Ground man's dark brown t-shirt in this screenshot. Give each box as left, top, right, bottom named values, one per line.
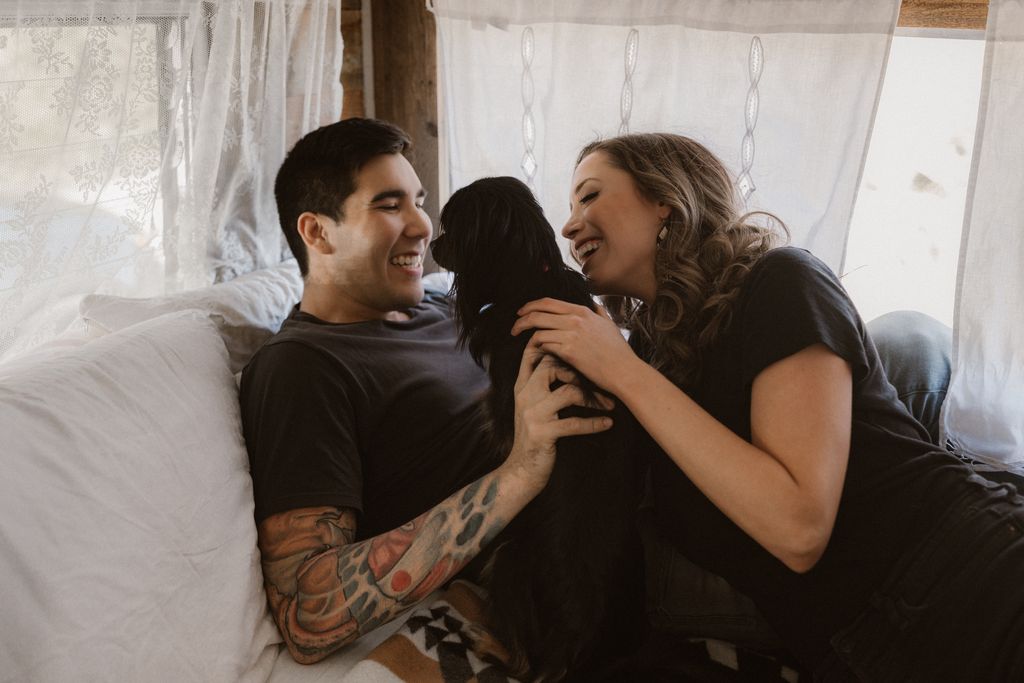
left=240, top=291, right=494, bottom=540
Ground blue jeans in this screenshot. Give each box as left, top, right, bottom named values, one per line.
left=867, top=310, right=951, bottom=445
left=644, top=310, right=955, bottom=651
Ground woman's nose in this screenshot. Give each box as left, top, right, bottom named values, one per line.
left=562, top=211, right=581, bottom=240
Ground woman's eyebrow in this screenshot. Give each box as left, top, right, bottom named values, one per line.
left=573, top=177, right=597, bottom=196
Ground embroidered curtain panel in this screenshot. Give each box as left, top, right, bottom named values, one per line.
left=0, top=0, right=341, bottom=361
left=942, top=0, right=1024, bottom=471
left=430, top=0, right=901, bottom=269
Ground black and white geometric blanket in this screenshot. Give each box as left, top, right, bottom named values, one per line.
left=342, top=580, right=803, bottom=682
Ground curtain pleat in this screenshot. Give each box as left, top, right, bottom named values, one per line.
left=942, top=0, right=1024, bottom=471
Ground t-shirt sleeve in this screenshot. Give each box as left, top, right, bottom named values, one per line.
left=738, top=249, right=870, bottom=387
left=240, top=340, right=364, bottom=524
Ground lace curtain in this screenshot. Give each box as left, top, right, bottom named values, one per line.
left=942, top=0, right=1024, bottom=471
left=430, top=0, right=900, bottom=270
left=0, top=0, right=342, bottom=361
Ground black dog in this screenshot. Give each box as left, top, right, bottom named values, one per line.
left=432, top=176, right=648, bottom=681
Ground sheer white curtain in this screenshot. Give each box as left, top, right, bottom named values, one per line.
left=942, top=0, right=1024, bottom=472
left=431, top=0, right=899, bottom=268
left=0, top=0, right=341, bottom=361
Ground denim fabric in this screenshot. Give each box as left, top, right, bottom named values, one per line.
left=866, top=310, right=952, bottom=446
left=644, top=310, right=954, bottom=652
left=816, top=475, right=1024, bottom=682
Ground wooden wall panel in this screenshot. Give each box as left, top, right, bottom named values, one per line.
left=371, top=0, right=440, bottom=269
left=340, top=0, right=365, bottom=119
left=898, top=0, right=989, bottom=30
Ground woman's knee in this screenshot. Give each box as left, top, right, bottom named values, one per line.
left=866, top=310, right=952, bottom=445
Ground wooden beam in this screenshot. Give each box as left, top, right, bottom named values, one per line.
left=371, top=0, right=440, bottom=270
left=340, top=0, right=365, bottom=119
left=898, top=0, right=988, bottom=30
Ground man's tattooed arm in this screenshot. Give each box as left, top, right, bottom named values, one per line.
left=259, top=349, right=613, bottom=663
left=257, top=467, right=535, bottom=664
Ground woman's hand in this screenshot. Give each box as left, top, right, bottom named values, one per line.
left=511, top=298, right=639, bottom=395
left=501, top=340, right=614, bottom=492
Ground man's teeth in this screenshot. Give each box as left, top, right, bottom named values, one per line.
left=390, top=254, right=422, bottom=267
left=578, top=240, right=601, bottom=258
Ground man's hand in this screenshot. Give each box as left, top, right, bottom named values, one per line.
left=502, top=342, right=615, bottom=491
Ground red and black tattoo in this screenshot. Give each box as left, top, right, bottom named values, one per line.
left=258, top=474, right=504, bottom=663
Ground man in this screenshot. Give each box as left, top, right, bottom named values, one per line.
left=240, top=118, right=608, bottom=663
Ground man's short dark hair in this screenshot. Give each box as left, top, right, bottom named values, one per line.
left=274, top=118, right=412, bottom=276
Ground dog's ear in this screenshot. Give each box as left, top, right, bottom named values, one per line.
left=435, top=185, right=494, bottom=349
left=434, top=189, right=490, bottom=274
left=439, top=177, right=562, bottom=280
left=478, top=178, right=563, bottom=281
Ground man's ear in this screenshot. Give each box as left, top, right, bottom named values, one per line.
left=297, top=212, right=334, bottom=256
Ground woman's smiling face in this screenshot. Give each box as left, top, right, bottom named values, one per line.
left=562, top=151, right=669, bottom=303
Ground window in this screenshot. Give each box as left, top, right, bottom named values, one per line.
left=843, top=33, right=985, bottom=327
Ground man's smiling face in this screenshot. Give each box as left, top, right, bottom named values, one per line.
left=312, top=153, right=432, bottom=321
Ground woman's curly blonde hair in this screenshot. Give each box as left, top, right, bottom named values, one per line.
left=576, top=133, right=788, bottom=387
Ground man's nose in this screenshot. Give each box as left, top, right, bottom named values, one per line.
left=408, top=210, right=432, bottom=240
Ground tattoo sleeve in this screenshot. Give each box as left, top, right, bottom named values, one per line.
left=257, top=471, right=507, bottom=664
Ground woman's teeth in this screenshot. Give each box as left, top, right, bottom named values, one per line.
left=578, top=240, right=601, bottom=258
left=390, top=254, right=422, bottom=267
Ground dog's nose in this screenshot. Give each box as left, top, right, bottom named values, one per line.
left=430, top=236, right=449, bottom=269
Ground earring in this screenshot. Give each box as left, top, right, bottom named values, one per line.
left=657, top=221, right=669, bottom=245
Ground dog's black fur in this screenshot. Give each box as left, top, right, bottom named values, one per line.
left=432, top=176, right=648, bottom=681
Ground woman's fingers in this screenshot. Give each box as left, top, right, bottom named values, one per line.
left=513, top=298, right=633, bottom=395
left=512, top=311, right=578, bottom=337
left=512, top=299, right=593, bottom=335
left=527, top=330, right=566, bottom=355
left=517, top=297, right=582, bottom=316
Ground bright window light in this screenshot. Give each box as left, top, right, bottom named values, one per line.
left=843, top=34, right=985, bottom=327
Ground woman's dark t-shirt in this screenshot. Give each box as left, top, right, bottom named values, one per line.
left=636, top=247, right=973, bottom=670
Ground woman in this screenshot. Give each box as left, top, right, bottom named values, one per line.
left=511, top=133, right=1024, bottom=681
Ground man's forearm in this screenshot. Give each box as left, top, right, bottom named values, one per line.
left=259, top=465, right=537, bottom=663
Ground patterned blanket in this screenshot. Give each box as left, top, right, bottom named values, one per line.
left=342, top=581, right=517, bottom=682
left=342, top=580, right=803, bottom=682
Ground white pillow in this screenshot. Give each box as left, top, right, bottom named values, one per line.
left=0, top=311, right=280, bottom=681
left=423, top=270, right=454, bottom=293
left=79, top=261, right=303, bottom=373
